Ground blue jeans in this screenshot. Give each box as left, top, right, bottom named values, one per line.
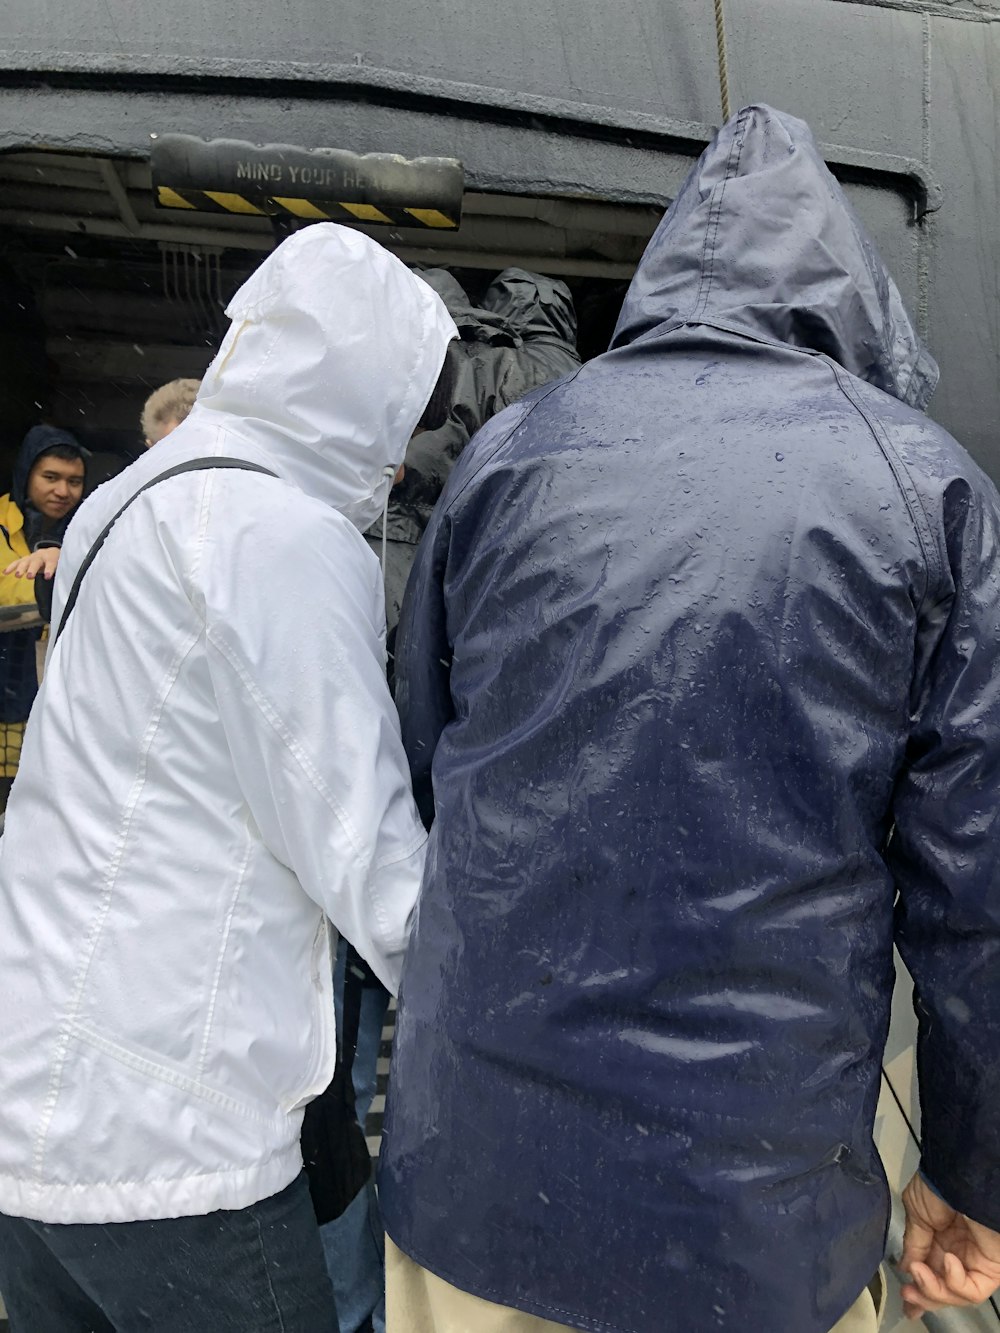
left=0, top=1172, right=337, bottom=1332
left=321, top=1178, right=385, bottom=1333
left=322, top=940, right=391, bottom=1333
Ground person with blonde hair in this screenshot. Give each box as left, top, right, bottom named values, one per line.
left=140, top=376, right=201, bottom=446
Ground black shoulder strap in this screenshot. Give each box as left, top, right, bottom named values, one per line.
left=54, top=456, right=277, bottom=645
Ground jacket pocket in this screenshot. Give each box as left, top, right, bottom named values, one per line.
left=281, top=919, right=337, bottom=1113
left=70, top=1021, right=275, bottom=1125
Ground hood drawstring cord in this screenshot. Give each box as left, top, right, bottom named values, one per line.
left=380, top=465, right=395, bottom=575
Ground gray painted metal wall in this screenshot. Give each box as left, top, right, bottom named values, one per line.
left=0, top=0, right=998, bottom=477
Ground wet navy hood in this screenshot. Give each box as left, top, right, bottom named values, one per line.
left=613, top=104, right=939, bottom=410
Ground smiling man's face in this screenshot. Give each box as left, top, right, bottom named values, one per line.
left=26, top=452, right=85, bottom=521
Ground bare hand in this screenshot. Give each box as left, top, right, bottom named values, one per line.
left=3, top=548, right=61, bottom=581
left=898, top=1172, right=1000, bottom=1319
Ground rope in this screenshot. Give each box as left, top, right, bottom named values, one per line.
left=713, top=0, right=732, bottom=123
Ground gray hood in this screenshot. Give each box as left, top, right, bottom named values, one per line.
left=612, top=104, right=938, bottom=410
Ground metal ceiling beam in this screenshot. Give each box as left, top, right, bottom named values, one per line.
left=0, top=209, right=637, bottom=278
left=97, top=159, right=142, bottom=235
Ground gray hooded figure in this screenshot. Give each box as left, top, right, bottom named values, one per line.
left=366, top=267, right=580, bottom=637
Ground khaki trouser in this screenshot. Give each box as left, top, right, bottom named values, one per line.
left=386, top=1237, right=885, bottom=1333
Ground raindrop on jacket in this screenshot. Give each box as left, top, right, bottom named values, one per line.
left=379, top=106, right=1000, bottom=1333
left=0, top=223, right=457, bottom=1224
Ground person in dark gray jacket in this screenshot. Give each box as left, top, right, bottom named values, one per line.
left=380, top=106, right=1000, bottom=1332
left=366, top=267, right=580, bottom=638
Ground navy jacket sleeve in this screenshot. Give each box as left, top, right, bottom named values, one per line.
left=891, top=473, right=1000, bottom=1230
left=395, top=504, right=454, bottom=828
left=396, top=398, right=538, bottom=828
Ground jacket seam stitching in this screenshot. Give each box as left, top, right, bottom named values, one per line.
left=70, top=1022, right=273, bottom=1125
left=206, top=629, right=407, bottom=954
left=197, top=829, right=255, bottom=1079
left=388, top=281, right=436, bottom=446
left=625, top=314, right=939, bottom=608
left=0, top=1144, right=296, bottom=1192
left=825, top=361, right=940, bottom=607
left=188, top=466, right=215, bottom=604
left=442, top=368, right=587, bottom=513
left=694, top=183, right=723, bottom=318
left=305, top=921, right=328, bottom=1106
left=31, top=625, right=204, bottom=1181
left=238, top=318, right=283, bottom=404
left=205, top=625, right=369, bottom=862
left=694, top=107, right=747, bottom=320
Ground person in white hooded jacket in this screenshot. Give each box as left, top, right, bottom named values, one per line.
left=0, top=223, right=457, bottom=1332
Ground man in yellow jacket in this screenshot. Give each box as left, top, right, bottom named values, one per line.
left=0, top=426, right=85, bottom=794
left=4, top=381, right=197, bottom=592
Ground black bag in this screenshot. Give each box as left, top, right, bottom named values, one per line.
left=300, top=947, right=374, bottom=1224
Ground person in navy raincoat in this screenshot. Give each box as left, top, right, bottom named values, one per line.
left=378, top=106, right=1000, bottom=1333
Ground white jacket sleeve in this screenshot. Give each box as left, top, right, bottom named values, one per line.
left=202, top=491, right=426, bottom=994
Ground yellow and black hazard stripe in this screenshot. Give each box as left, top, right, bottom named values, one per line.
left=155, top=187, right=458, bottom=229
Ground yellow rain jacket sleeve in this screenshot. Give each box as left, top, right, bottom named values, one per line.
left=0, top=494, right=35, bottom=609
left=0, top=493, right=37, bottom=776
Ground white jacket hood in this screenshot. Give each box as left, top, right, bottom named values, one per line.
left=197, top=223, right=458, bottom=529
